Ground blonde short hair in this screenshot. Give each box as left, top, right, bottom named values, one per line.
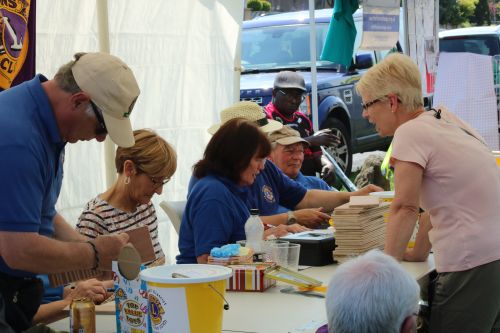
left=356, top=53, right=423, bottom=111
left=115, top=129, right=177, bottom=179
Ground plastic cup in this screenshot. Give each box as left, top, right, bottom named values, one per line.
left=270, top=243, right=301, bottom=271
left=263, top=239, right=289, bottom=262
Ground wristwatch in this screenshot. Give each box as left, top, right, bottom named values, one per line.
left=287, top=211, right=297, bottom=225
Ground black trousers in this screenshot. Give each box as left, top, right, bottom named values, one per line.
left=0, top=272, right=43, bottom=333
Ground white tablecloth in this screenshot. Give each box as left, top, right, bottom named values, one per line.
left=49, top=256, right=435, bottom=333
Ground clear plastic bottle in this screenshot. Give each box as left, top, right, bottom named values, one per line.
left=244, top=208, right=264, bottom=253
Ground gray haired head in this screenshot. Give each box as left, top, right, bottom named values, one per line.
left=325, top=250, right=420, bottom=333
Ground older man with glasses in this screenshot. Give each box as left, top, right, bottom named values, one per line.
left=268, top=126, right=337, bottom=214
left=264, top=71, right=338, bottom=186
left=0, top=52, right=140, bottom=332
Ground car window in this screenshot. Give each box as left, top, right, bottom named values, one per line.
left=440, top=35, right=500, bottom=56
left=242, top=23, right=337, bottom=71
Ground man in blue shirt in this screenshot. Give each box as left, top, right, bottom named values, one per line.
left=268, top=126, right=336, bottom=214
left=0, top=52, right=140, bottom=332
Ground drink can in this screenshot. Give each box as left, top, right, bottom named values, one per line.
left=70, top=297, right=96, bottom=333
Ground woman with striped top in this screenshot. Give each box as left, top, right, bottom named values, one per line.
left=77, top=129, right=177, bottom=265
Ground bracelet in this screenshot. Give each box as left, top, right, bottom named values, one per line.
left=86, top=241, right=99, bottom=270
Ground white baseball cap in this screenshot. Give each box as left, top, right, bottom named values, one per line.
left=72, top=52, right=140, bottom=147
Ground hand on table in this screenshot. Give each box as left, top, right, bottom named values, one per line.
left=264, top=225, right=289, bottom=239
left=294, top=208, right=331, bottom=228
left=67, top=279, right=111, bottom=305
left=286, top=224, right=310, bottom=233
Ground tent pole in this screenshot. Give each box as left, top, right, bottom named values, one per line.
left=234, top=6, right=243, bottom=103
left=308, top=0, right=319, bottom=132
left=96, top=0, right=117, bottom=188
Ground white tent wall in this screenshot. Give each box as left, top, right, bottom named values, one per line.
left=36, top=0, right=243, bottom=263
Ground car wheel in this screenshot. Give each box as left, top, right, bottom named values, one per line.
left=323, top=118, right=352, bottom=176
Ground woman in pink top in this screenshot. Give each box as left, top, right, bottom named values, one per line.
left=356, top=53, right=500, bottom=333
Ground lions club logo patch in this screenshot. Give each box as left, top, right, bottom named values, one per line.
left=148, top=293, right=165, bottom=326
left=262, top=185, right=275, bottom=203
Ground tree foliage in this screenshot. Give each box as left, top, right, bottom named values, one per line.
left=471, top=0, right=491, bottom=25
left=247, top=0, right=262, bottom=11
left=440, top=0, right=467, bottom=27
left=439, top=0, right=496, bottom=28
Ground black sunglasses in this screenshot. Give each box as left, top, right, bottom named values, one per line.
left=89, top=100, right=108, bottom=135
left=277, top=89, right=306, bottom=103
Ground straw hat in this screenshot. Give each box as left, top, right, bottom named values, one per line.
left=208, top=101, right=283, bottom=135
left=268, top=126, right=309, bottom=146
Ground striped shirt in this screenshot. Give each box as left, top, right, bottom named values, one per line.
left=76, top=197, right=164, bottom=264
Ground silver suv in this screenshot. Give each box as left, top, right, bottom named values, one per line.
left=439, top=26, right=500, bottom=56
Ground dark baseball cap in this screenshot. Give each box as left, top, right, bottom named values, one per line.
left=273, top=71, right=306, bottom=92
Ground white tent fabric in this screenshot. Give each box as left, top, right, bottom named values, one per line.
left=37, top=0, right=243, bottom=263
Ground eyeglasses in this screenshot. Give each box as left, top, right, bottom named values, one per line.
left=149, top=176, right=170, bottom=187
left=277, top=89, right=306, bottom=103
left=89, top=100, right=107, bottom=135
left=361, top=95, right=402, bottom=110
left=361, top=97, right=384, bottom=110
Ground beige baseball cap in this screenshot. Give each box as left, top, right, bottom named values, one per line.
left=72, top=52, right=140, bottom=148
left=208, top=101, right=283, bottom=135
left=268, top=126, right=309, bottom=146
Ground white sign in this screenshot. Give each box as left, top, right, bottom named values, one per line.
left=359, top=0, right=400, bottom=50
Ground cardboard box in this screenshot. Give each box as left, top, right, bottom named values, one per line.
left=112, top=262, right=151, bottom=333
left=226, top=264, right=276, bottom=292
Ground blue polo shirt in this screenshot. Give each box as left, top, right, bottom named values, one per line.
left=39, top=275, right=64, bottom=304
left=179, top=162, right=307, bottom=264
left=177, top=174, right=250, bottom=264
left=0, top=75, right=65, bottom=277
left=276, top=172, right=334, bottom=213
left=295, top=172, right=332, bottom=191
left=246, top=160, right=307, bottom=215
left=187, top=160, right=307, bottom=216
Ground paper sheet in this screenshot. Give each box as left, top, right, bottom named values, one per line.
left=433, top=52, right=499, bottom=150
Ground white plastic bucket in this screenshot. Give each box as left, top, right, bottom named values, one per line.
left=140, top=264, right=232, bottom=333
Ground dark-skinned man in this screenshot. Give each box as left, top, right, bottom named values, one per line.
left=264, top=71, right=338, bottom=186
